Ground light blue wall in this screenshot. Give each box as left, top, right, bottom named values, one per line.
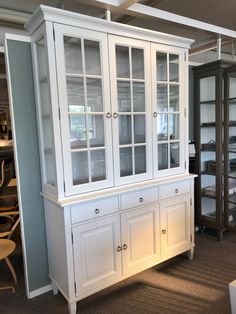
left=6, top=39, right=49, bottom=292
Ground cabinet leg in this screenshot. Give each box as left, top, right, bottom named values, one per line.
left=68, top=301, right=77, bottom=314
left=217, top=230, right=223, bottom=241
left=187, top=247, right=194, bottom=260
left=51, top=281, right=58, bottom=295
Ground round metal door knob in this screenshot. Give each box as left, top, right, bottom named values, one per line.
left=117, top=246, right=122, bottom=252
left=95, top=208, right=100, bottom=214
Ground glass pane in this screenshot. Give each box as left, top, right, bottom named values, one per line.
left=156, top=52, right=167, bottom=81
left=64, top=36, right=82, bottom=74
left=36, top=37, right=55, bottom=186
left=201, top=198, right=216, bottom=221
left=69, top=115, right=87, bottom=149
left=134, top=115, right=145, bottom=143
left=72, top=151, right=89, bottom=185
left=86, top=78, right=103, bottom=112
left=117, top=81, right=131, bottom=112
left=158, top=143, right=168, bottom=170
left=169, top=54, right=179, bottom=82
left=170, top=142, right=179, bottom=168
left=91, top=150, right=106, bottom=182
left=132, top=48, right=144, bottom=79
left=169, top=85, right=179, bottom=112
left=119, top=115, right=132, bottom=145
left=133, top=82, right=145, bottom=112
left=89, top=115, right=104, bottom=148
left=135, top=146, right=146, bottom=174
left=116, top=45, right=130, bottom=78
left=229, top=72, right=236, bottom=99
left=67, top=77, right=85, bottom=113
left=120, top=147, right=133, bottom=177
left=84, top=40, right=101, bottom=76
left=157, top=113, right=168, bottom=141
left=157, top=84, right=168, bottom=112
left=200, top=76, right=215, bottom=102
left=169, top=113, right=179, bottom=140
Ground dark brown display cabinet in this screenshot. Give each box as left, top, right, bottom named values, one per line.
left=193, top=60, right=236, bottom=241
left=224, top=65, right=236, bottom=231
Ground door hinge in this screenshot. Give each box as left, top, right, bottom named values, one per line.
left=190, top=234, right=192, bottom=242
left=58, top=108, right=61, bottom=120
left=184, top=108, right=187, bottom=117
left=184, top=52, right=187, bottom=61
left=63, top=181, right=65, bottom=192
left=185, top=161, right=186, bottom=169
left=53, top=28, right=55, bottom=41
left=71, top=232, right=74, bottom=244
left=74, top=282, right=76, bottom=293
left=190, top=197, right=192, bottom=206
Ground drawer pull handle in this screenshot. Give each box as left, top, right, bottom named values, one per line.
left=117, top=246, right=122, bottom=252
left=161, top=229, right=166, bottom=234
left=95, top=208, right=100, bottom=214
left=139, top=197, right=144, bottom=203
left=175, top=188, right=179, bottom=193
left=123, top=244, right=128, bottom=250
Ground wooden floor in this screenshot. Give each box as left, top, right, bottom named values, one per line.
left=0, top=231, right=236, bottom=313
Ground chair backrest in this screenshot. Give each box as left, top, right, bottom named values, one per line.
left=0, top=211, right=20, bottom=240
left=0, top=159, right=13, bottom=193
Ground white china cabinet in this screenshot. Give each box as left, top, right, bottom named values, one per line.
left=26, top=5, right=195, bottom=314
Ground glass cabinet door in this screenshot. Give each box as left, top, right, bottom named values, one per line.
left=109, top=36, right=152, bottom=185
left=54, top=24, right=113, bottom=195
left=152, top=44, right=185, bottom=177
left=224, top=67, right=236, bottom=229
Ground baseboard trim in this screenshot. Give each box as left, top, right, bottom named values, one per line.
left=28, top=284, right=52, bottom=299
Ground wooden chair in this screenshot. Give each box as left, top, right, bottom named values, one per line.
left=0, top=239, right=17, bottom=292
left=0, top=159, right=18, bottom=213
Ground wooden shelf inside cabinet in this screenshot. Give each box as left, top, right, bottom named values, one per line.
left=199, top=100, right=216, bottom=105
left=201, top=191, right=217, bottom=199
left=228, top=121, right=236, bottom=127
left=201, top=170, right=216, bottom=176
left=201, top=122, right=216, bottom=127
left=228, top=194, right=236, bottom=205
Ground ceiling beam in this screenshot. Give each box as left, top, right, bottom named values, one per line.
left=128, top=3, right=236, bottom=38
left=117, top=0, right=139, bottom=9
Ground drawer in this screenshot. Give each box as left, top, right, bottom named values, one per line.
left=121, top=187, right=158, bottom=211
left=159, top=180, right=190, bottom=200
left=71, top=197, right=119, bottom=224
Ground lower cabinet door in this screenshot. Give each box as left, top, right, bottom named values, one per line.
left=160, top=195, right=191, bottom=260
left=72, top=214, right=122, bottom=296
left=121, top=204, right=160, bottom=276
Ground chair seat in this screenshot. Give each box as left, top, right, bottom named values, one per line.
left=0, top=239, right=15, bottom=260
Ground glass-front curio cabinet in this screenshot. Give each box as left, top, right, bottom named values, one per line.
left=26, top=5, right=195, bottom=314
left=194, top=60, right=236, bottom=240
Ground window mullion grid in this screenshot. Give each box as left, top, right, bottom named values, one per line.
left=167, top=53, right=170, bottom=169
left=129, top=46, right=135, bottom=175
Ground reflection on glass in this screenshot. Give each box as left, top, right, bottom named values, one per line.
left=134, top=115, right=145, bottom=143
left=169, top=113, right=179, bottom=140
left=133, top=82, right=145, bottom=112
left=169, top=54, right=179, bottom=82
left=158, top=143, right=168, bottom=170
left=91, top=150, right=106, bottom=182
left=116, top=45, right=130, bottom=78
left=170, top=142, right=179, bottom=168
left=72, top=151, right=89, bottom=185
left=42, top=117, right=53, bottom=149
left=200, top=76, right=215, bottom=102
left=132, top=48, right=144, bottom=79
left=135, top=146, right=146, bottom=174
left=201, top=198, right=216, bottom=221
left=119, top=115, right=132, bottom=145
left=89, top=115, right=105, bottom=147
left=84, top=40, right=101, bottom=76
left=69, top=115, right=87, bottom=149
left=169, top=85, right=179, bottom=111
left=120, top=147, right=133, bottom=177
left=229, top=73, right=236, bottom=99
left=117, top=81, right=131, bottom=112
left=157, top=113, right=168, bottom=141
left=86, top=78, right=103, bottom=112
left=64, top=36, right=82, bottom=74
left=156, top=52, right=167, bottom=81
left=67, top=77, right=85, bottom=113
left=157, top=84, right=168, bottom=112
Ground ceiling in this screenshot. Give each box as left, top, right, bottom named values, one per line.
left=1, top=0, right=236, bottom=116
